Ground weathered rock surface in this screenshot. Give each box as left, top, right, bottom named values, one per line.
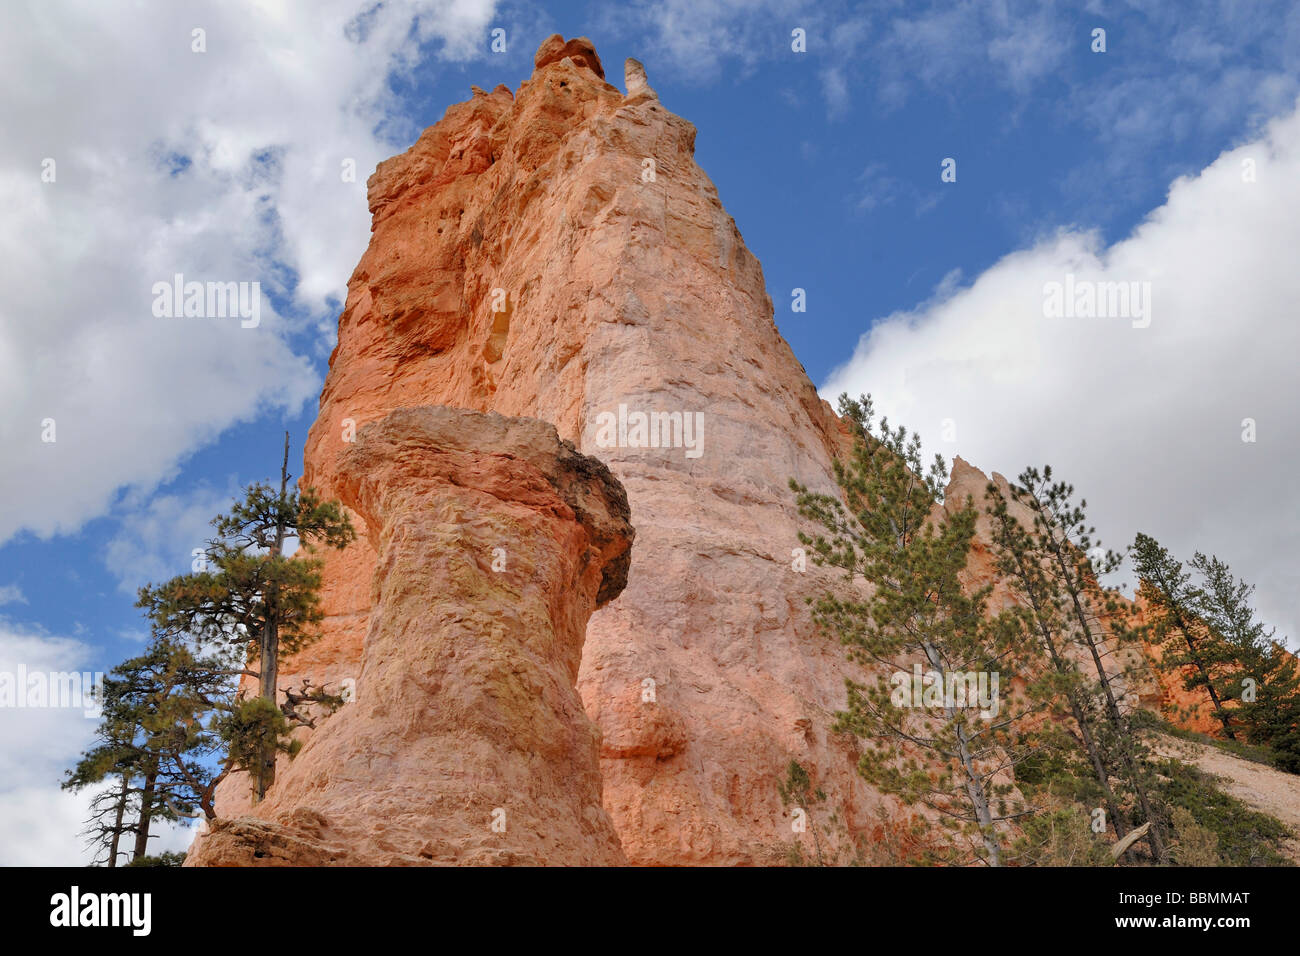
left=204, top=34, right=1188, bottom=866
left=193, top=33, right=887, bottom=865
left=187, top=406, right=633, bottom=865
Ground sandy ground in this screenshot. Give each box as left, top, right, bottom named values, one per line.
left=1151, top=732, right=1300, bottom=863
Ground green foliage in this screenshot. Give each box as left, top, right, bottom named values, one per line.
left=1152, top=759, right=1292, bottom=866
left=220, top=696, right=295, bottom=774
left=1190, top=551, right=1300, bottom=768
left=985, top=481, right=1120, bottom=819
left=1133, top=534, right=1239, bottom=737
left=995, top=467, right=1170, bottom=864
left=1010, top=726, right=1100, bottom=805
left=775, top=760, right=825, bottom=866
left=1270, top=731, right=1300, bottom=774
left=776, top=759, right=822, bottom=808
left=791, top=393, right=1037, bottom=867
left=67, top=439, right=358, bottom=862
left=136, top=479, right=355, bottom=662
left=1169, top=807, right=1221, bottom=866
left=1011, top=804, right=1112, bottom=867
left=63, top=637, right=239, bottom=862
left=772, top=760, right=873, bottom=867
left=126, top=851, right=186, bottom=867
left=787, top=412, right=1296, bottom=867
left=1135, top=535, right=1300, bottom=772
left=134, top=439, right=355, bottom=801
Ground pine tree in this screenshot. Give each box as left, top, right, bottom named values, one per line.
left=776, top=760, right=827, bottom=866
left=63, top=762, right=135, bottom=866
left=140, top=637, right=244, bottom=821
left=984, top=486, right=1132, bottom=851
left=1006, top=468, right=1169, bottom=863
left=62, top=709, right=132, bottom=866
left=63, top=649, right=168, bottom=865
left=1187, top=552, right=1300, bottom=770
left=63, top=637, right=235, bottom=862
left=792, top=394, right=1036, bottom=866
left=1132, top=533, right=1237, bottom=738
left=136, top=434, right=355, bottom=800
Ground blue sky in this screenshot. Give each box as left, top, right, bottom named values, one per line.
left=2, top=0, right=1298, bottom=862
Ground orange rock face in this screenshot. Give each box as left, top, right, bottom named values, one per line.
left=187, top=36, right=1195, bottom=865
left=188, top=407, right=633, bottom=865
left=194, top=33, right=892, bottom=865
left=1140, top=633, right=1221, bottom=734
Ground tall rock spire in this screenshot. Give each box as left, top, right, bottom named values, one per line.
left=194, top=35, right=881, bottom=865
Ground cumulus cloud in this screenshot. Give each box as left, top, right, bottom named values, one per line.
left=824, top=101, right=1300, bottom=644
left=0, top=623, right=100, bottom=864
left=0, top=619, right=220, bottom=864
left=0, top=0, right=499, bottom=546
left=2, top=3, right=502, bottom=861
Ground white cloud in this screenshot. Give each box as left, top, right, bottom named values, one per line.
left=0, top=0, right=499, bottom=547
left=824, top=101, right=1300, bottom=645
left=0, top=585, right=25, bottom=606
left=0, top=623, right=99, bottom=864
left=0, top=619, right=223, bottom=864
left=2, top=3, right=500, bottom=860
left=854, top=162, right=899, bottom=212
left=0, top=780, right=198, bottom=866
left=983, top=7, right=1068, bottom=96
left=820, top=66, right=851, bottom=119
left=104, top=484, right=240, bottom=594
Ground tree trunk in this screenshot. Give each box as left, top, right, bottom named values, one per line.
left=255, top=621, right=278, bottom=801
left=132, top=768, right=156, bottom=860
left=108, top=773, right=129, bottom=867
left=255, top=431, right=291, bottom=802
left=923, top=639, right=1001, bottom=866
left=1050, top=542, right=1169, bottom=863
left=1165, top=598, right=1236, bottom=739
left=1007, top=546, right=1132, bottom=846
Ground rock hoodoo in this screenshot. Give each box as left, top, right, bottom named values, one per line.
left=187, top=407, right=633, bottom=865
